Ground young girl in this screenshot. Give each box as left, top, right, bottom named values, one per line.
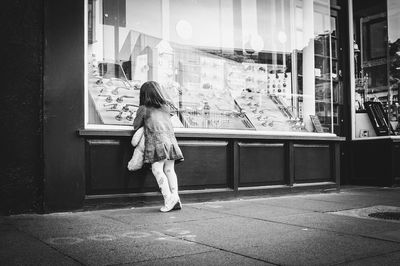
left=132, top=81, right=184, bottom=212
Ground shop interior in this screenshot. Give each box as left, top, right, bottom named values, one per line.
left=87, top=0, right=336, bottom=134
left=353, top=0, right=400, bottom=138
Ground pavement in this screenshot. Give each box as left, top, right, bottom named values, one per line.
left=1, top=186, right=400, bottom=266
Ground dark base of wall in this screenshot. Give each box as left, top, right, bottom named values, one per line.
left=0, top=186, right=43, bottom=216
left=81, top=182, right=338, bottom=212
left=349, top=179, right=400, bottom=187
left=350, top=138, right=400, bottom=187
left=82, top=135, right=342, bottom=196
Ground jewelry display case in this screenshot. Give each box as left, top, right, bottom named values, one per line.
left=87, top=48, right=310, bottom=132
left=86, top=0, right=335, bottom=135
left=87, top=59, right=184, bottom=127
left=161, top=52, right=305, bottom=132
left=87, top=58, right=140, bottom=125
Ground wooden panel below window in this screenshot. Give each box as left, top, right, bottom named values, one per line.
left=174, top=140, right=229, bottom=189
left=294, top=144, right=332, bottom=182
left=86, top=139, right=126, bottom=192
left=238, top=143, right=285, bottom=186
left=86, top=138, right=230, bottom=194
left=127, top=140, right=230, bottom=191
left=85, top=137, right=340, bottom=195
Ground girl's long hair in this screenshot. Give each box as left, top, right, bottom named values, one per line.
left=139, top=81, right=167, bottom=108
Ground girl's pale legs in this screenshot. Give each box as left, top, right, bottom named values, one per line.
left=151, top=159, right=180, bottom=212
left=151, top=160, right=171, bottom=200
left=164, top=160, right=179, bottom=198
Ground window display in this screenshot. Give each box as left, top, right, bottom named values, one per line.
left=353, top=0, right=400, bottom=138
left=86, top=0, right=334, bottom=134
left=388, top=0, right=400, bottom=134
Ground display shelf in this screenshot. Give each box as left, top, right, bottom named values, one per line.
left=87, top=38, right=335, bottom=134
left=88, top=76, right=140, bottom=125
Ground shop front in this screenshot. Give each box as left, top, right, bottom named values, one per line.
left=44, top=0, right=348, bottom=211
left=349, top=0, right=400, bottom=186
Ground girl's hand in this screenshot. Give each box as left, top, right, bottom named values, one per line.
left=133, top=105, right=145, bottom=131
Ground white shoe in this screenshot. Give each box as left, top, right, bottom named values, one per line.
left=160, top=195, right=180, bottom=212
left=173, top=198, right=182, bottom=210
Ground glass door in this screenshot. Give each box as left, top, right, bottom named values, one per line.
left=352, top=0, right=391, bottom=138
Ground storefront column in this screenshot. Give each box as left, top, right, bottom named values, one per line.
left=43, top=0, right=86, bottom=211
left=302, top=0, right=316, bottom=132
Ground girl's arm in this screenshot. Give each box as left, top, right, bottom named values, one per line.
left=132, top=105, right=145, bottom=132
left=166, top=102, right=178, bottom=117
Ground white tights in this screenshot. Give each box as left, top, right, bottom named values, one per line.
left=151, top=160, right=179, bottom=201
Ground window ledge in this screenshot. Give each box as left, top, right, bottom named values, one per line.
left=77, top=128, right=345, bottom=141
left=352, top=136, right=400, bottom=141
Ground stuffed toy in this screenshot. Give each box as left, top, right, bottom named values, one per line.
left=127, top=127, right=145, bottom=171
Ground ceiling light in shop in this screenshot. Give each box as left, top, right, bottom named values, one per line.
left=278, top=31, right=287, bottom=44
left=250, top=34, right=264, bottom=52
left=176, top=20, right=193, bottom=40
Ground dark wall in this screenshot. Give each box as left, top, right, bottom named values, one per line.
left=43, top=0, right=85, bottom=212
left=0, top=0, right=44, bottom=214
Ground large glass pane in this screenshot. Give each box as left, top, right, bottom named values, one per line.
left=353, top=0, right=392, bottom=138
left=87, top=0, right=333, bottom=134
left=388, top=0, right=400, bottom=134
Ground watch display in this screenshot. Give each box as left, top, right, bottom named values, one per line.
left=86, top=0, right=336, bottom=134
left=87, top=51, right=306, bottom=131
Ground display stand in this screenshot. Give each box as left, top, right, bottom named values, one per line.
left=364, top=101, right=394, bottom=136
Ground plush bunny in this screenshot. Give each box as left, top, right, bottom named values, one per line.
left=127, top=127, right=145, bottom=171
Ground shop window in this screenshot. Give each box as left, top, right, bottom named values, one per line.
left=86, top=0, right=335, bottom=134
left=388, top=0, right=400, bottom=135
left=352, top=0, right=400, bottom=138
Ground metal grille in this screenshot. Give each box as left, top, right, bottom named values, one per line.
left=368, top=212, right=400, bottom=220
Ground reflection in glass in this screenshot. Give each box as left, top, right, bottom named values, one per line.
left=87, top=0, right=333, bottom=134
left=353, top=0, right=400, bottom=138
left=388, top=0, right=400, bottom=133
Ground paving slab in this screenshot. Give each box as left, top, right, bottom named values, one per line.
left=379, top=201, right=400, bottom=207
left=0, top=224, right=80, bottom=265
left=5, top=212, right=138, bottom=239
left=303, top=192, right=400, bottom=206
left=253, top=196, right=371, bottom=212
left=131, top=250, right=273, bottom=266
left=189, top=200, right=313, bottom=220
left=266, top=211, right=400, bottom=236
left=99, top=205, right=230, bottom=227
left=330, top=205, right=400, bottom=223
left=52, top=236, right=212, bottom=266
left=2, top=187, right=400, bottom=265
left=41, top=224, right=214, bottom=266
left=6, top=206, right=225, bottom=239
left=368, top=229, right=400, bottom=243
left=232, top=228, right=400, bottom=266
left=156, top=214, right=400, bottom=265
left=339, top=188, right=400, bottom=201
left=158, top=215, right=301, bottom=248
left=5, top=211, right=217, bottom=265
left=337, top=250, right=400, bottom=266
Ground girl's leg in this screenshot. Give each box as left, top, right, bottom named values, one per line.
left=164, top=160, right=179, bottom=198
left=164, top=160, right=181, bottom=210
left=151, top=160, right=171, bottom=201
